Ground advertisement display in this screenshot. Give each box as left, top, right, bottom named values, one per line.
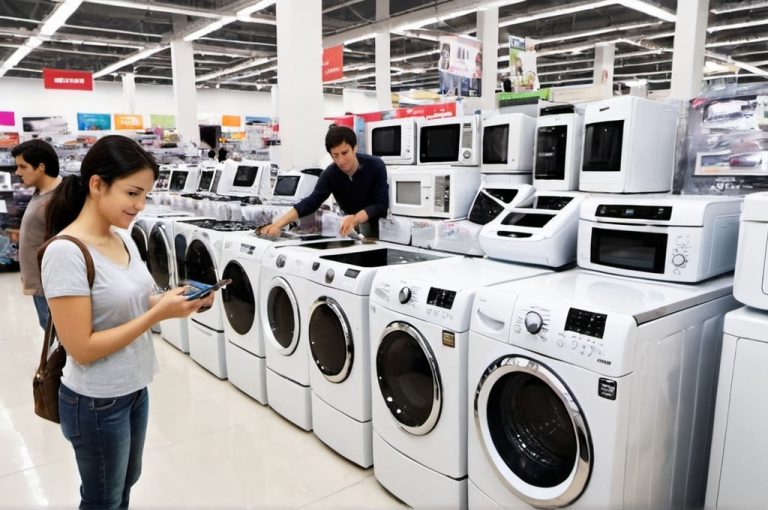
left=77, top=113, right=111, bottom=131
left=222, top=115, right=241, bottom=128
left=0, top=132, right=20, bottom=149
left=437, top=35, right=482, bottom=97
left=150, top=114, right=175, bottom=129
left=113, top=114, right=143, bottom=130
left=22, top=116, right=68, bottom=135
left=508, top=36, right=539, bottom=92
left=42, top=68, right=93, bottom=91
left=323, top=45, right=344, bottom=82
left=0, top=111, right=14, bottom=126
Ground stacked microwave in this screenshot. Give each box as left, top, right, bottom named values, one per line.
left=388, top=165, right=480, bottom=219
left=268, top=168, right=321, bottom=204
left=417, top=115, right=480, bottom=166
left=480, top=112, right=536, bottom=174
left=579, top=96, right=678, bottom=193
left=533, top=105, right=584, bottom=191
left=217, top=159, right=273, bottom=197
left=367, top=118, right=416, bottom=165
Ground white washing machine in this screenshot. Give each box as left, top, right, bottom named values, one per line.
left=305, top=244, right=447, bottom=467
left=130, top=207, right=191, bottom=266
left=706, top=306, right=768, bottom=509
left=468, top=269, right=738, bottom=509
left=218, top=230, right=334, bottom=404
left=175, top=219, right=256, bottom=378
left=259, top=239, right=373, bottom=431
left=368, top=257, right=551, bottom=509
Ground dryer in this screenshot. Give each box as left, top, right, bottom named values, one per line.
left=306, top=245, right=446, bottom=467
left=175, top=219, right=256, bottom=378
left=259, top=239, right=373, bottom=430
left=706, top=306, right=768, bottom=509
left=468, top=269, right=738, bottom=509
left=218, top=230, right=330, bottom=404
left=368, top=257, right=550, bottom=509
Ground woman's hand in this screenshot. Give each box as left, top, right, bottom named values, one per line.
left=153, top=287, right=207, bottom=320
left=196, top=288, right=215, bottom=313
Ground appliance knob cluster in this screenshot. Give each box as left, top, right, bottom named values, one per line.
left=398, top=287, right=412, bottom=304
left=524, top=311, right=544, bottom=334
left=325, top=269, right=335, bottom=284
left=276, top=254, right=286, bottom=268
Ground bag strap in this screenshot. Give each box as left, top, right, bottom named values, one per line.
left=36, top=235, right=96, bottom=365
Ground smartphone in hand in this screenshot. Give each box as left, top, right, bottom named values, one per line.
left=183, top=279, right=232, bottom=300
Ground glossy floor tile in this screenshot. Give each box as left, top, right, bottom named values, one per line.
left=0, top=272, right=407, bottom=508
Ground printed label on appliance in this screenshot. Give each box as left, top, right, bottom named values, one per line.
left=598, top=378, right=617, bottom=400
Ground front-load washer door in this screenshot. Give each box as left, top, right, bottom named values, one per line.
left=308, top=296, right=353, bottom=383
left=185, top=239, right=217, bottom=286
left=222, top=260, right=255, bottom=336
left=264, top=277, right=300, bottom=356
left=148, top=225, right=174, bottom=290
left=474, top=355, right=592, bottom=508
left=131, top=225, right=149, bottom=264
left=376, top=321, right=442, bottom=436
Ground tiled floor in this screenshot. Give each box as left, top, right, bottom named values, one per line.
left=0, top=271, right=407, bottom=508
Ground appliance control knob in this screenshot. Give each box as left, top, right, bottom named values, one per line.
left=524, top=311, right=544, bottom=334
left=325, top=269, right=335, bottom=284
left=672, top=253, right=686, bottom=267
left=462, top=149, right=472, bottom=160
left=312, top=261, right=320, bottom=271
left=276, top=254, right=286, bottom=268
left=398, top=287, right=412, bottom=304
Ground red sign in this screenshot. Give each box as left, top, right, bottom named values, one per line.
left=394, top=103, right=457, bottom=120
left=43, top=68, right=93, bottom=91
left=324, top=115, right=355, bottom=128
left=322, top=45, right=344, bottom=82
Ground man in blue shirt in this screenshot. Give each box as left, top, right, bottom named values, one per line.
left=262, top=126, right=389, bottom=238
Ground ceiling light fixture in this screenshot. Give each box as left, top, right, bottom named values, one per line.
left=0, top=36, right=45, bottom=77
left=183, top=17, right=236, bottom=42
left=93, top=45, right=167, bottom=78
left=344, top=33, right=377, bottom=45
left=40, top=0, right=83, bottom=36
left=618, top=0, right=676, bottom=22
left=196, top=57, right=273, bottom=82
left=708, top=18, right=768, bottom=34
left=84, top=0, right=219, bottom=18
left=710, top=1, right=768, bottom=14
left=237, top=0, right=277, bottom=16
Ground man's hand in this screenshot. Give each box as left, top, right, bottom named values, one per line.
left=339, top=215, right=358, bottom=236
left=260, top=223, right=284, bottom=237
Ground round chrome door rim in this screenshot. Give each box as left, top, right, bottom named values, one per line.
left=309, top=296, right=353, bottom=383
left=263, top=277, right=300, bottom=355
left=474, top=355, right=592, bottom=508
left=378, top=321, right=442, bottom=436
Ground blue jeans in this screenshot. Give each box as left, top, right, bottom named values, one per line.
left=32, top=294, right=49, bottom=330
left=58, top=384, right=149, bottom=509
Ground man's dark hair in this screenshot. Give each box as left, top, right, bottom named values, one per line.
left=325, top=126, right=357, bottom=153
left=11, top=139, right=60, bottom=177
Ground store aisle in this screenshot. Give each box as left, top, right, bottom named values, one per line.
left=0, top=272, right=407, bottom=508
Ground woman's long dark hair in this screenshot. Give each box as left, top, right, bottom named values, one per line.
left=45, top=135, right=159, bottom=238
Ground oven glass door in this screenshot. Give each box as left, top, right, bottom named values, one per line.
left=591, top=227, right=667, bottom=273
left=535, top=125, right=568, bottom=180
left=582, top=120, right=623, bottom=172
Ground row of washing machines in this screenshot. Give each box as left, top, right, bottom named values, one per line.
left=128, top=197, right=745, bottom=510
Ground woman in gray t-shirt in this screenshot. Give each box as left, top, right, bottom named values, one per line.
left=41, top=135, right=212, bottom=509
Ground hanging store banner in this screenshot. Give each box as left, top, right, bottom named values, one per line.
left=322, top=45, right=344, bottom=82
left=114, top=114, right=144, bottom=130
left=508, top=36, right=539, bottom=92
left=437, top=35, right=482, bottom=97
left=222, top=115, right=241, bottom=128
left=43, top=68, right=93, bottom=91
left=150, top=114, right=175, bottom=129
left=393, top=102, right=458, bottom=120
left=0, top=111, right=14, bottom=126
left=77, top=113, right=111, bottom=131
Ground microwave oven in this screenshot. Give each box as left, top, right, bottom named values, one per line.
left=366, top=118, right=416, bottom=165
left=168, top=164, right=201, bottom=194
left=417, top=115, right=480, bottom=166
left=534, top=108, right=583, bottom=191
left=216, top=159, right=273, bottom=197
left=577, top=195, right=742, bottom=282
left=481, top=112, right=536, bottom=173
left=268, top=168, right=321, bottom=203
left=579, top=96, right=678, bottom=193
left=733, top=192, right=768, bottom=309
left=152, top=165, right=172, bottom=192
left=389, top=165, right=481, bottom=219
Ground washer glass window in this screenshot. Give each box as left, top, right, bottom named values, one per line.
left=222, top=261, right=254, bottom=335
left=267, top=285, right=296, bottom=350
left=185, top=239, right=216, bottom=285
left=148, top=228, right=171, bottom=289
left=131, top=226, right=148, bottom=263
left=309, top=298, right=353, bottom=382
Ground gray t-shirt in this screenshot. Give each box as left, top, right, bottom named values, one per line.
left=19, top=189, right=55, bottom=296
left=41, top=229, right=158, bottom=398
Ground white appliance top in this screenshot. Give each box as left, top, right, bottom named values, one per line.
left=480, top=268, right=733, bottom=325
left=580, top=194, right=743, bottom=227
left=740, top=191, right=768, bottom=222
left=724, top=306, right=768, bottom=341
left=371, top=257, right=550, bottom=331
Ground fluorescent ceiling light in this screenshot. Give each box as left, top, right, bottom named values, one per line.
left=237, top=0, right=276, bottom=16
left=40, top=0, right=83, bottom=36
left=499, top=1, right=613, bottom=27
left=707, top=35, right=768, bottom=48
left=0, top=35, right=45, bottom=76
left=710, top=1, right=768, bottom=14
left=344, top=33, right=377, bottom=45
left=390, top=49, right=439, bottom=62
left=84, top=0, right=219, bottom=18
left=622, top=78, right=647, bottom=87
left=183, top=17, right=236, bottom=42
left=196, top=57, right=272, bottom=82
left=536, top=21, right=659, bottom=45
left=93, top=45, right=167, bottom=78
left=618, top=0, right=676, bottom=23
left=708, top=18, right=768, bottom=34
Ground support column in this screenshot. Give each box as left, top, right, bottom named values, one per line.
left=170, top=39, right=200, bottom=146
left=670, top=0, right=708, bottom=100
left=375, top=0, right=392, bottom=111
left=121, top=72, right=136, bottom=114
left=276, top=0, right=324, bottom=169
left=477, top=6, right=499, bottom=111
left=593, top=42, right=615, bottom=98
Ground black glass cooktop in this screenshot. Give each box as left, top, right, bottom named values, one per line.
left=303, top=240, right=358, bottom=250
left=320, top=248, right=442, bottom=267
left=179, top=219, right=254, bottom=231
